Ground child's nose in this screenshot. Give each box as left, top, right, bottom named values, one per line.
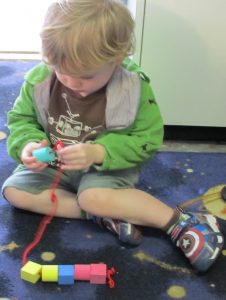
left=69, top=78, right=82, bottom=88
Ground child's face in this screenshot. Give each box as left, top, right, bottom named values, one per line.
left=55, top=62, right=118, bottom=97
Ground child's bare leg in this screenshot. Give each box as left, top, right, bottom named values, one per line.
left=78, top=187, right=224, bottom=272
left=4, top=187, right=81, bottom=218
left=78, top=187, right=174, bottom=228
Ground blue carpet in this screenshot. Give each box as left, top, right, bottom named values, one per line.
left=0, top=61, right=226, bottom=300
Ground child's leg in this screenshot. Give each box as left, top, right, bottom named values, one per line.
left=78, top=187, right=174, bottom=228
left=78, top=187, right=224, bottom=272
left=4, top=187, right=82, bottom=218
left=2, top=165, right=83, bottom=218
left=81, top=188, right=173, bottom=246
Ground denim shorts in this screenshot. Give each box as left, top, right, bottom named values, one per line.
left=1, top=164, right=140, bottom=198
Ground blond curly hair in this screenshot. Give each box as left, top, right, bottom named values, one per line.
left=40, top=0, right=135, bottom=75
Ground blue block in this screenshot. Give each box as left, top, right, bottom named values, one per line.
left=58, top=265, right=74, bottom=285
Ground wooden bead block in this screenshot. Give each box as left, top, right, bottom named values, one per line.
left=58, top=265, right=74, bottom=285
left=74, top=265, right=91, bottom=281
left=42, top=265, right=58, bottom=282
left=90, top=264, right=107, bottom=284
left=20, top=260, right=42, bottom=284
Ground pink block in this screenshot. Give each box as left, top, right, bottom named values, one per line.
left=74, top=265, right=91, bottom=281
left=90, top=264, right=107, bottom=284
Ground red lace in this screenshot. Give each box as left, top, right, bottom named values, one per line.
left=22, top=140, right=117, bottom=288
left=22, top=141, right=63, bottom=265
left=107, top=267, right=116, bottom=288
left=22, top=167, right=62, bottom=265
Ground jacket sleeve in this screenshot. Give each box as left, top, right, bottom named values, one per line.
left=94, top=79, right=164, bottom=170
left=7, top=80, right=50, bottom=163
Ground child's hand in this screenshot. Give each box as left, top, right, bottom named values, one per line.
left=21, top=140, right=49, bottom=171
left=57, top=143, right=105, bottom=171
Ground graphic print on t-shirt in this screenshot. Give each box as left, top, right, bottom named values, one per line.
left=47, top=80, right=106, bottom=146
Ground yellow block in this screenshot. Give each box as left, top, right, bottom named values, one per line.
left=42, top=265, right=58, bottom=282
left=20, top=260, right=42, bottom=284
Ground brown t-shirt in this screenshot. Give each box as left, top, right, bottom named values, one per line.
left=47, top=74, right=106, bottom=146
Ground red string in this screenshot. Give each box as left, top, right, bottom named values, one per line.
left=107, top=267, right=116, bottom=288
left=22, top=140, right=117, bottom=288
left=22, top=142, right=63, bottom=265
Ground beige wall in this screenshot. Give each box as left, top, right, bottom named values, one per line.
left=136, top=0, right=226, bottom=127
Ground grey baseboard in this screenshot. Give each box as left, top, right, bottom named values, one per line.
left=164, top=125, right=226, bottom=142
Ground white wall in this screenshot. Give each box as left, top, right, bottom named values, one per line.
left=137, top=0, right=226, bottom=127
left=0, top=0, right=53, bottom=52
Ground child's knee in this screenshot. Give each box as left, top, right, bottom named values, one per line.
left=77, top=188, right=105, bottom=215
left=3, top=186, right=26, bottom=209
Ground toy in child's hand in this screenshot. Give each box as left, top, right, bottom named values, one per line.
left=32, top=146, right=60, bottom=166
left=32, top=147, right=56, bottom=163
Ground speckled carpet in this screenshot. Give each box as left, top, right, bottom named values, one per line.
left=0, top=60, right=226, bottom=300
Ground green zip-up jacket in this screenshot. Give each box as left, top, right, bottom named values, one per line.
left=7, top=58, right=163, bottom=171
